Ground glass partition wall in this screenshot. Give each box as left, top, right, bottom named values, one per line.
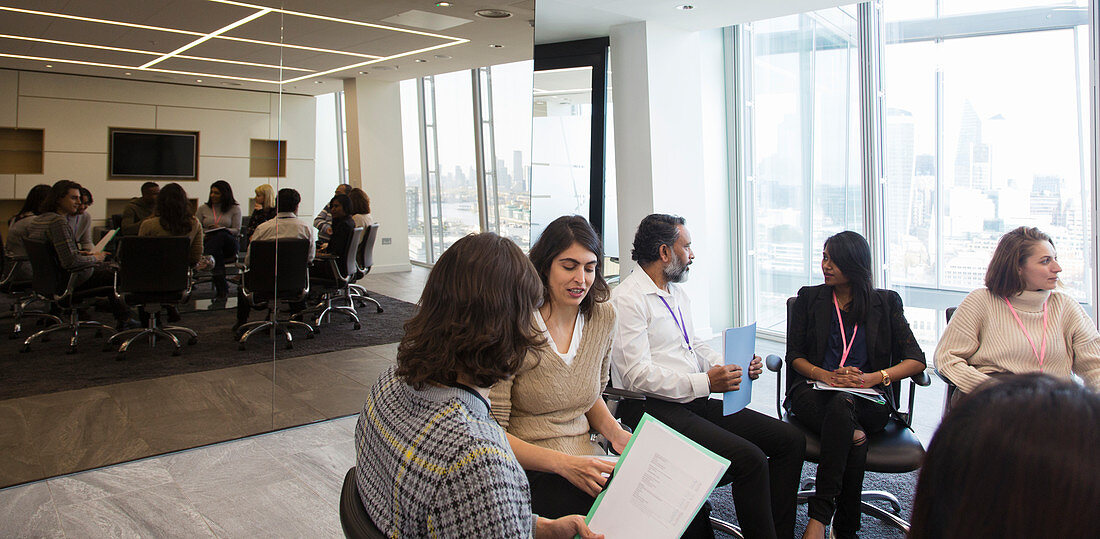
left=0, top=0, right=534, bottom=488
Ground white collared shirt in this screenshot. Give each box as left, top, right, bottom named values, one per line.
left=245, top=211, right=315, bottom=264
left=610, top=269, right=722, bottom=402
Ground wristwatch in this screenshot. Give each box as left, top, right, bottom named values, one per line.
left=880, top=369, right=891, bottom=387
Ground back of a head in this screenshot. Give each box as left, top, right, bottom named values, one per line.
left=276, top=188, right=300, bottom=214
left=349, top=188, right=370, bottom=215
left=631, top=213, right=685, bottom=265
left=156, top=183, right=193, bottom=235
left=985, top=226, right=1053, bottom=298
left=19, top=184, right=51, bottom=217
left=396, top=232, right=543, bottom=389
left=141, top=181, right=159, bottom=196
left=908, top=375, right=1100, bottom=538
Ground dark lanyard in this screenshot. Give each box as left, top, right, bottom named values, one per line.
left=658, top=295, right=692, bottom=352
left=454, top=384, right=490, bottom=412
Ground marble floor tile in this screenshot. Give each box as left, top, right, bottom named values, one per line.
left=252, top=419, right=351, bottom=459
left=286, top=382, right=369, bottom=419
left=0, top=443, right=46, bottom=486
left=56, top=481, right=214, bottom=539
left=312, top=352, right=393, bottom=387
left=48, top=457, right=174, bottom=507
left=129, top=407, right=259, bottom=456
left=0, top=481, right=64, bottom=538
left=163, top=438, right=290, bottom=506
left=103, top=374, right=217, bottom=424
left=265, top=358, right=362, bottom=395
left=329, top=414, right=358, bottom=436
left=279, top=440, right=356, bottom=504
left=193, top=477, right=341, bottom=539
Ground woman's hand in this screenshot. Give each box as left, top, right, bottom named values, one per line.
left=536, top=515, right=604, bottom=539
left=253, top=202, right=263, bottom=212
left=824, top=367, right=866, bottom=388
left=609, top=429, right=632, bottom=455
left=554, top=454, right=616, bottom=497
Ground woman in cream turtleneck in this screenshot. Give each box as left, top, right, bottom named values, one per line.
left=935, top=226, right=1100, bottom=395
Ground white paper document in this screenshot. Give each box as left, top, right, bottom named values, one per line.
left=92, top=229, right=117, bottom=253
left=811, top=381, right=886, bottom=405
left=585, top=414, right=730, bottom=539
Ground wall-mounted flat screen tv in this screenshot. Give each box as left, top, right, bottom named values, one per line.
left=109, top=129, right=198, bottom=179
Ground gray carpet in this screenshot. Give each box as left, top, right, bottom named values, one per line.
left=708, top=462, right=916, bottom=538
left=0, top=291, right=416, bottom=400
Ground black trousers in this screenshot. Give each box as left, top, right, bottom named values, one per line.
left=526, top=470, right=715, bottom=538
left=76, top=267, right=130, bottom=320
left=787, top=384, right=890, bottom=538
left=235, top=286, right=306, bottom=325
left=624, top=398, right=806, bottom=539
left=203, top=229, right=238, bottom=296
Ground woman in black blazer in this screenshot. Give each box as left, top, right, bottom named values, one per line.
left=785, top=231, right=925, bottom=539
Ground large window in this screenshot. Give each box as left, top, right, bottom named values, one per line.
left=740, top=5, right=863, bottom=335
left=401, top=60, right=534, bottom=263
left=883, top=1, right=1093, bottom=350
left=732, top=0, right=1095, bottom=349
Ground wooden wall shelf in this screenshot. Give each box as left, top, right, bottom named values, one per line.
left=0, top=128, right=44, bottom=174
left=249, top=139, right=287, bottom=178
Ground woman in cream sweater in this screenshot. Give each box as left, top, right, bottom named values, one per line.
left=935, top=226, right=1100, bottom=395
left=490, top=215, right=631, bottom=519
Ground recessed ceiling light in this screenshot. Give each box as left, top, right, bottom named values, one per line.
left=45, top=64, right=52, bottom=67
left=435, top=2, right=453, bottom=6
left=434, top=54, right=452, bottom=59
left=488, top=44, right=504, bottom=48
left=195, top=79, right=202, bottom=82
left=475, top=9, right=512, bottom=19
left=124, top=72, right=132, bottom=75
left=676, top=4, right=694, bottom=10
left=358, top=71, right=368, bottom=75
left=314, top=80, right=324, bottom=83
left=415, top=59, right=427, bottom=63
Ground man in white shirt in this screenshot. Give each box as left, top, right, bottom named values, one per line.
left=611, top=214, right=805, bottom=539
left=235, top=188, right=315, bottom=332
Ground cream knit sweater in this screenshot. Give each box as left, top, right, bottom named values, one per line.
left=934, top=288, right=1100, bottom=394
left=489, top=301, right=616, bottom=457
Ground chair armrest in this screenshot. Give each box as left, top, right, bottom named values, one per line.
left=602, top=387, right=645, bottom=401
left=765, top=354, right=783, bottom=372
left=911, top=370, right=931, bottom=386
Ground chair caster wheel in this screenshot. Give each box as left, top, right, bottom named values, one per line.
left=172, top=349, right=182, bottom=356
left=66, top=347, right=77, bottom=355
left=20, top=345, right=30, bottom=353
left=353, top=323, right=361, bottom=330
left=238, top=343, right=246, bottom=351
left=376, top=307, right=383, bottom=313
left=306, top=332, right=315, bottom=339
left=188, top=337, right=197, bottom=345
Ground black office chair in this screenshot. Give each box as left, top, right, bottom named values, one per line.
left=0, top=254, right=62, bottom=338
left=764, top=296, right=930, bottom=533
left=106, top=236, right=197, bottom=359
left=348, top=224, right=383, bottom=313
left=936, top=307, right=961, bottom=414
left=307, top=226, right=365, bottom=331
left=21, top=239, right=115, bottom=353
left=340, top=467, right=388, bottom=539
left=237, top=238, right=314, bottom=350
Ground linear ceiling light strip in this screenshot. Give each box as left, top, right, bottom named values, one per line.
left=279, top=39, right=468, bottom=84
left=0, top=6, right=202, bottom=36
left=213, top=35, right=383, bottom=59
left=208, top=0, right=467, bottom=41
left=141, top=9, right=272, bottom=68
left=0, top=53, right=278, bottom=84
left=0, top=34, right=314, bottom=72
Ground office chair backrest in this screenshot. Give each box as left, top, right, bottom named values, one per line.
left=946, top=307, right=956, bottom=323
left=24, top=238, right=68, bottom=297
left=245, top=238, right=310, bottom=300
left=116, top=236, right=191, bottom=293
left=341, top=227, right=364, bottom=279
left=358, top=223, right=380, bottom=273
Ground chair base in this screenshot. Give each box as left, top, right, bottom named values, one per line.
left=796, top=478, right=910, bottom=534
left=108, top=325, right=197, bottom=357
left=709, top=517, right=742, bottom=538
left=238, top=319, right=314, bottom=350
left=349, top=285, right=383, bottom=313
left=22, top=317, right=114, bottom=354
left=304, top=295, right=361, bottom=331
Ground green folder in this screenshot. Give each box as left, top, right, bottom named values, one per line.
left=582, top=413, right=731, bottom=538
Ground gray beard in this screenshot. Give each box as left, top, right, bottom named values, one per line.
left=664, top=257, right=689, bottom=283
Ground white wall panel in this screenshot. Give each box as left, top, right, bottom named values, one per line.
left=269, top=93, right=318, bottom=160
left=19, top=72, right=270, bottom=113
left=0, top=71, right=17, bottom=126
left=19, top=97, right=155, bottom=153
left=157, top=106, right=269, bottom=158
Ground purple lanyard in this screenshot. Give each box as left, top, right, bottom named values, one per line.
left=658, top=296, right=692, bottom=352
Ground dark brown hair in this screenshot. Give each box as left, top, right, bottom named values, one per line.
left=349, top=188, right=371, bottom=215
left=40, top=180, right=82, bottom=214
left=396, top=232, right=544, bottom=389
left=528, top=215, right=609, bottom=319
left=984, top=226, right=1054, bottom=298
left=908, top=375, right=1100, bottom=538
left=156, top=183, right=194, bottom=236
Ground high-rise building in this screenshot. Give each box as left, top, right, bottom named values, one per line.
left=513, top=150, right=525, bottom=192
left=886, top=107, right=915, bottom=239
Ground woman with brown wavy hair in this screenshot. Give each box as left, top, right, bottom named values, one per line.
left=353, top=232, right=601, bottom=539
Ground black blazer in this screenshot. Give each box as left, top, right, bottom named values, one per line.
left=785, top=284, right=925, bottom=401
left=322, top=215, right=355, bottom=273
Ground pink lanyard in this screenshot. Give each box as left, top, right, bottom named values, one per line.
left=833, top=292, right=858, bottom=367
left=212, top=208, right=222, bottom=228
left=1004, top=297, right=1048, bottom=372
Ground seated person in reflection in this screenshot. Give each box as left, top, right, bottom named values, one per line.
left=934, top=226, right=1100, bottom=396
left=119, top=181, right=158, bottom=235
left=245, top=183, right=277, bottom=241
left=489, top=217, right=634, bottom=517
left=196, top=180, right=242, bottom=298
left=138, top=183, right=205, bottom=325
left=313, top=183, right=349, bottom=242
left=611, top=214, right=805, bottom=539
left=5, top=184, right=51, bottom=281
left=354, top=232, right=600, bottom=539
left=908, top=375, right=1100, bottom=538
left=313, top=193, right=355, bottom=280
left=66, top=187, right=94, bottom=251
left=233, top=188, right=313, bottom=334
left=785, top=231, right=925, bottom=539
left=349, top=187, right=374, bottom=229
left=26, top=180, right=136, bottom=328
